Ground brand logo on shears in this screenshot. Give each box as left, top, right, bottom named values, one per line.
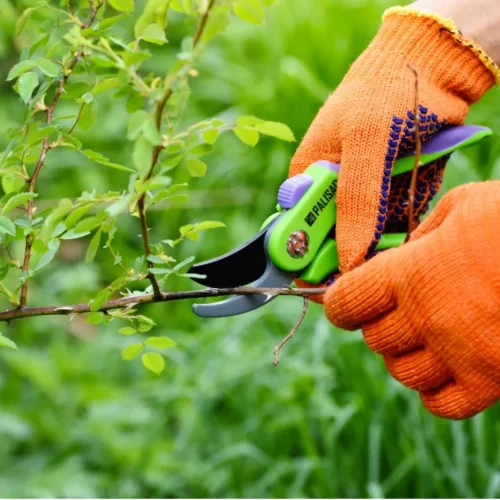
left=305, top=180, right=338, bottom=227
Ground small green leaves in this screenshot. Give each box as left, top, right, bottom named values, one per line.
left=145, top=336, right=176, bottom=350
left=0, top=333, right=18, bottom=350
left=37, top=58, right=59, bottom=78
left=255, top=121, right=296, bottom=141
left=93, top=78, right=119, bottom=94
left=233, top=0, right=265, bottom=24
left=119, top=327, right=137, bottom=336
left=141, top=352, right=165, bottom=375
left=6, top=60, right=37, bottom=81
left=18, top=72, right=39, bottom=104
left=82, top=149, right=134, bottom=173
left=202, top=129, right=220, bottom=145
left=122, top=343, right=143, bottom=360
left=90, top=289, right=110, bottom=312
left=2, top=192, right=37, bottom=215
left=234, top=127, right=259, bottom=147
left=187, top=158, right=207, bottom=177
left=85, top=230, right=102, bottom=265
left=109, top=0, right=134, bottom=12
left=138, top=24, right=168, bottom=45
left=0, top=216, right=16, bottom=236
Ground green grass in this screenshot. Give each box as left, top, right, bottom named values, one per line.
left=1, top=0, right=500, bottom=497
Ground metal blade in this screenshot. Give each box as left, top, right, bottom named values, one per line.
left=192, top=256, right=297, bottom=318
left=189, top=215, right=282, bottom=288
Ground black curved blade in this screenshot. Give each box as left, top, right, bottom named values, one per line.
left=189, top=226, right=269, bottom=288
left=192, top=258, right=297, bottom=318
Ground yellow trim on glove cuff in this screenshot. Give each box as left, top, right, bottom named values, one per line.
left=384, top=6, right=500, bottom=84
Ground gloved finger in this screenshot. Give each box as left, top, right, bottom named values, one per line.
left=324, top=247, right=401, bottom=330
left=336, top=113, right=398, bottom=272
left=420, top=382, right=491, bottom=420
left=384, top=347, right=453, bottom=392
left=410, top=184, right=470, bottom=241
left=288, top=94, right=342, bottom=177
left=362, top=308, right=422, bottom=355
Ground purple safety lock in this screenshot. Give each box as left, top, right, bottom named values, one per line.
left=277, top=161, right=340, bottom=209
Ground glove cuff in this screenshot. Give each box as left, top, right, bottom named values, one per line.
left=368, top=7, right=499, bottom=103
left=384, top=7, right=500, bottom=84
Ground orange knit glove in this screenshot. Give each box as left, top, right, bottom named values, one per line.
left=290, top=7, right=499, bottom=276
left=325, top=182, right=500, bottom=420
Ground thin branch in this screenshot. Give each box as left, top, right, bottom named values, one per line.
left=192, top=0, right=216, bottom=48
left=138, top=0, right=217, bottom=299
left=18, top=4, right=102, bottom=308
left=0, top=287, right=324, bottom=322
left=67, top=102, right=86, bottom=136
left=273, top=297, right=309, bottom=366
left=406, top=65, right=421, bottom=242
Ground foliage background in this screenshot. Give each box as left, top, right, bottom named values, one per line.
left=1, top=0, right=500, bottom=497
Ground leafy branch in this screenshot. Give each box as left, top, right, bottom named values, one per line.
left=0, top=287, right=325, bottom=322
left=137, top=0, right=217, bottom=299
left=19, top=1, right=104, bottom=308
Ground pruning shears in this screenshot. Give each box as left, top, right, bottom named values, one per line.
left=188, top=125, right=492, bottom=318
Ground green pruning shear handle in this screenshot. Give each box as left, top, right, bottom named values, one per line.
left=188, top=125, right=492, bottom=318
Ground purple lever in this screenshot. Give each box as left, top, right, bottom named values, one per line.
left=277, top=161, right=340, bottom=208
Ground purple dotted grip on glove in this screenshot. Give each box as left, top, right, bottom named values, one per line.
left=278, top=161, right=340, bottom=208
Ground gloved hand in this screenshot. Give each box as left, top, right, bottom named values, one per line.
left=290, top=6, right=499, bottom=275
left=324, top=182, right=500, bottom=420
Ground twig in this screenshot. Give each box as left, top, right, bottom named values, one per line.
left=192, top=0, right=216, bottom=48
left=67, top=102, right=86, bottom=136
left=138, top=0, right=217, bottom=299
left=18, top=4, right=102, bottom=308
left=273, top=297, right=309, bottom=367
left=406, top=65, right=421, bottom=242
left=0, top=287, right=324, bottom=322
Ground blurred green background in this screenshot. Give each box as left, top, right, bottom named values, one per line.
left=1, top=0, right=500, bottom=497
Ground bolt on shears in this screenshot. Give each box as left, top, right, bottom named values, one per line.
left=188, top=125, right=492, bottom=318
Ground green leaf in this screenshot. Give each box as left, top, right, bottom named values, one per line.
left=18, top=72, right=39, bottom=104
left=37, top=58, right=59, bottom=77
left=0, top=334, right=17, bottom=350
left=2, top=192, right=37, bottom=215
left=86, top=312, right=104, bottom=325
left=60, top=230, right=91, bottom=240
left=97, top=13, right=130, bottom=30
left=6, top=60, right=37, bottom=81
left=0, top=216, right=16, bottom=236
left=237, top=115, right=265, bottom=127
left=195, top=220, right=226, bottom=231
left=172, top=255, right=195, bottom=272
left=147, top=255, right=167, bottom=264
left=202, top=129, right=220, bottom=145
left=233, top=0, right=265, bottom=24
left=122, top=344, right=143, bottom=360
left=82, top=149, right=134, bottom=173
left=62, top=82, right=90, bottom=99
left=133, top=137, right=154, bottom=175
left=145, top=336, right=176, bottom=350
left=139, top=23, right=168, bottom=45
left=85, top=230, right=101, bottom=265
left=79, top=100, right=98, bottom=130
left=64, top=206, right=92, bottom=229
left=109, top=0, right=134, bottom=12
left=90, top=288, right=110, bottom=312
left=93, top=77, right=119, bottom=94
left=34, top=240, right=60, bottom=271
left=141, top=352, right=165, bottom=375
left=127, top=110, right=149, bottom=140
left=234, top=127, right=259, bottom=146
left=118, top=327, right=137, bottom=335
left=190, top=143, right=214, bottom=156
left=187, top=158, right=207, bottom=177
left=255, top=121, right=296, bottom=142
